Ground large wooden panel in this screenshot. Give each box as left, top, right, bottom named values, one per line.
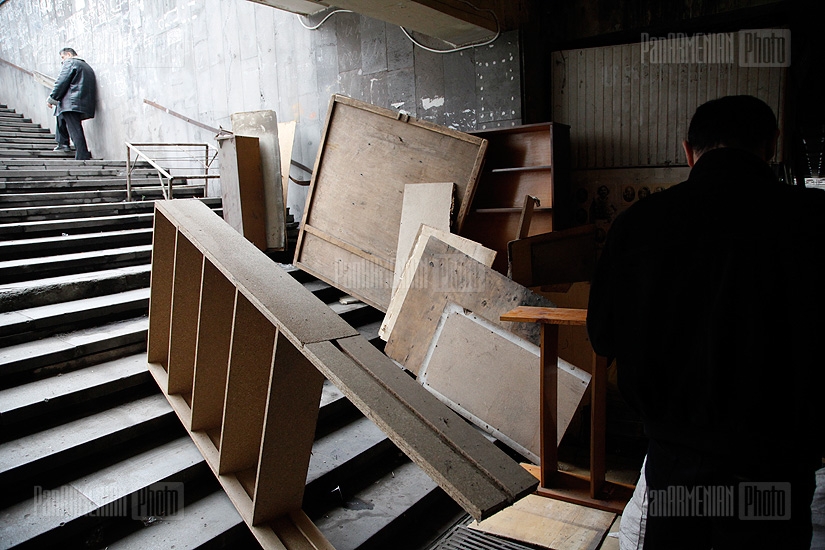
left=393, top=182, right=454, bottom=293
left=419, top=304, right=590, bottom=463
left=384, top=236, right=554, bottom=375
left=217, top=134, right=268, bottom=250
left=231, top=110, right=287, bottom=252
left=508, top=224, right=597, bottom=288
left=294, top=94, right=487, bottom=312
left=379, top=226, right=496, bottom=342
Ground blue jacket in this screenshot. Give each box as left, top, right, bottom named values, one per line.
left=49, top=57, right=96, bottom=119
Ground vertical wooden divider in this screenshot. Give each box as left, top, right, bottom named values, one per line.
left=147, top=209, right=177, bottom=368
left=167, top=232, right=205, bottom=397
left=219, top=292, right=277, bottom=476
left=190, top=259, right=237, bottom=435
left=253, top=332, right=325, bottom=525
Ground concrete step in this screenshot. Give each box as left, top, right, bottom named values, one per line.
left=0, top=142, right=63, bottom=151
left=0, top=227, right=154, bottom=261
left=0, top=111, right=22, bottom=117
left=0, top=316, right=148, bottom=383
left=0, top=167, right=158, bottom=181
left=0, top=158, right=152, bottom=170
left=0, top=393, right=174, bottom=489
left=0, top=353, right=150, bottom=426
left=0, top=201, right=221, bottom=240
left=0, top=264, right=150, bottom=314
left=0, top=136, right=56, bottom=145
left=0, top=244, right=152, bottom=284
left=0, top=436, right=211, bottom=549
left=0, top=130, right=53, bottom=139
left=0, top=176, right=165, bottom=193
left=0, top=149, right=75, bottom=159
left=0, top=288, right=150, bottom=345
left=0, top=187, right=203, bottom=207
left=0, top=198, right=190, bottom=223
left=0, top=119, right=36, bottom=127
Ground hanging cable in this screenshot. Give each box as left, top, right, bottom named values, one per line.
left=295, top=0, right=500, bottom=53
left=296, top=9, right=353, bottom=31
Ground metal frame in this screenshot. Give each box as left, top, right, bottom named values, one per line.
left=125, top=142, right=220, bottom=201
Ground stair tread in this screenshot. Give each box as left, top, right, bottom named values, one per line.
left=106, top=489, right=243, bottom=550
left=0, top=287, right=150, bottom=334
left=0, top=199, right=174, bottom=218
left=315, top=460, right=440, bottom=550
left=0, top=243, right=152, bottom=270
left=0, top=436, right=203, bottom=548
left=0, top=316, right=148, bottom=374
left=0, top=353, right=148, bottom=419
left=0, top=227, right=154, bottom=255
left=0, top=393, right=172, bottom=476
left=307, top=416, right=390, bottom=485
left=0, top=264, right=150, bottom=297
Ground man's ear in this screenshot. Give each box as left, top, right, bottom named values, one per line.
left=683, top=140, right=697, bottom=168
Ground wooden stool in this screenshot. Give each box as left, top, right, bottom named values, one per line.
left=501, top=306, right=634, bottom=513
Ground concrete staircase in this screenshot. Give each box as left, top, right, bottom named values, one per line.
left=0, top=103, right=463, bottom=549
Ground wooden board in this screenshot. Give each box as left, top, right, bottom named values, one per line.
left=277, top=120, right=296, bottom=209
left=379, top=226, right=495, bottom=342
left=294, top=94, right=487, bottom=312
left=393, top=182, right=454, bottom=293
left=304, top=335, right=538, bottom=521
left=231, top=110, right=287, bottom=251
left=419, top=304, right=591, bottom=463
left=469, top=494, right=616, bottom=550
left=508, top=224, right=597, bottom=288
left=384, top=237, right=554, bottom=375
left=216, top=134, right=268, bottom=250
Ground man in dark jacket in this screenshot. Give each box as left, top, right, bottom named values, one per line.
left=47, top=48, right=96, bottom=160
left=587, top=95, right=825, bottom=548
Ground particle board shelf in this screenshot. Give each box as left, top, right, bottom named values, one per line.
left=148, top=200, right=538, bottom=548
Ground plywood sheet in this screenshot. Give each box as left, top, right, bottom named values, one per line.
left=384, top=237, right=553, bottom=375
left=216, top=134, right=268, bottom=250
left=469, top=494, right=616, bottom=550
left=277, top=120, right=296, bottom=209
left=419, top=304, right=590, bottom=463
left=294, top=95, right=487, bottom=312
left=393, top=183, right=454, bottom=293
left=379, top=227, right=495, bottom=342
left=231, top=110, right=287, bottom=251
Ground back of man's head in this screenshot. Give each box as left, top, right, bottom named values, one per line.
left=59, top=47, right=78, bottom=57
left=686, top=95, right=778, bottom=159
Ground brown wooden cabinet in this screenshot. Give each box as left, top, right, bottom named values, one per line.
left=461, top=122, right=572, bottom=274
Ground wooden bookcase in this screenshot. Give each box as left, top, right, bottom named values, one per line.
left=462, top=123, right=573, bottom=274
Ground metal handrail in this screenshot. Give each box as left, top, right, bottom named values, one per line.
left=125, top=142, right=220, bottom=201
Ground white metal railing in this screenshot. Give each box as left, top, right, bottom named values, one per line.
left=125, top=142, right=220, bottom=201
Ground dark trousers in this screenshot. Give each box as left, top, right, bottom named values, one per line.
left=55, top=111, right=91, bottom=160
left=643, top=439, right=816, bottom=550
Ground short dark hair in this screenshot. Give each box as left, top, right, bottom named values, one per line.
left=59, top=48, right=78, bottom=56
left=686, top=95, right=778, bottom=156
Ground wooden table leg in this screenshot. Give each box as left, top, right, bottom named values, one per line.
left=540, top=323, right=559, bottom=488
left=590, top=354, right=608, bottom=498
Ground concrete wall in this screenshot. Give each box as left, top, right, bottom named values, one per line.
left=0, top=0, right=522, bottom=220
